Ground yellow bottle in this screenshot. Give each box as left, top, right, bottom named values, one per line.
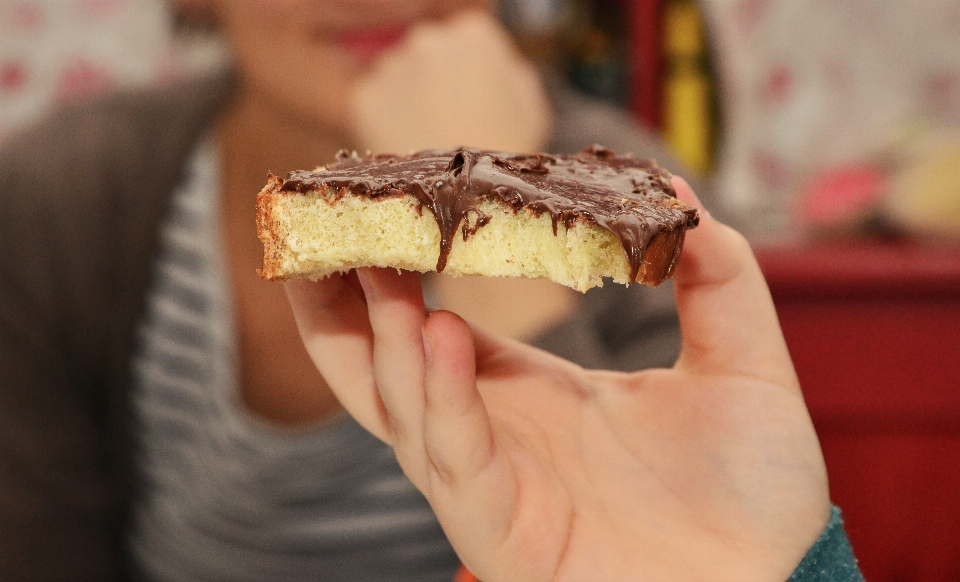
left=663, top=0, right=713, bottom=175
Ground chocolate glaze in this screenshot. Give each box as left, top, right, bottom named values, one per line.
left=280, top=145, right=700, bottom=281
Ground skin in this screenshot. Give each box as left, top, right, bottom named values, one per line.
left=179, top=3, right=831, bottom=576
left=202, top=0, right=390, bottom=424
left=285, top=179, right=831, bottom=581
left=183, top=0, right=568, bottom=424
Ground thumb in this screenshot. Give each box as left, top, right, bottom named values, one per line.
left=672, top=177, right=798, bottom=389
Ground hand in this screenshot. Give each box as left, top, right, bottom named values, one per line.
left=285, top=178, right=830, bottom=581
left=350, top=9, right=552, bottom=154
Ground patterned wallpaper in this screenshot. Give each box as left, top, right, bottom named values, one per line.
left=701, top=0, right=960, bottom=237
left=0, top=0, right=221, bottom=142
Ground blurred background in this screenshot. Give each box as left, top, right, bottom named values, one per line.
left=2, top=0, right=958, bottom=579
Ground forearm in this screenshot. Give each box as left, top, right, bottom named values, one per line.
left=0, top=304, right=119, bottom=579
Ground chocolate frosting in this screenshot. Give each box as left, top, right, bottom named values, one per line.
left=280, top=145, right=699, bottom=281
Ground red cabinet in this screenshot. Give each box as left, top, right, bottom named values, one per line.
left=756, top=241, right=960, bottom=581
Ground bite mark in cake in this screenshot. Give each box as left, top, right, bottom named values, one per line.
left=257, top=145, right=699, bottom=292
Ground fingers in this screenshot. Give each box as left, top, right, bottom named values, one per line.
left=421, top=310, right=518, bottom=562
left=287, top=268, right=511, bottom=499
left=352, top=9, right=551, bottom=154
left=421, top=311, right=497, bottom=486
left=285, top=273, right=389, bottom=440
left=672, top=177, right=799, bottom=389
left=356, top=267, right=432, bottom=482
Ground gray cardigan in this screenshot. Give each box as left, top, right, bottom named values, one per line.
left=3, top=73, right=857, bottom=582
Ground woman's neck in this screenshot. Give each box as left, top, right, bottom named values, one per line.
left=216, top=88, right=351, bottom=204
left=215, top=87, right=349, bottom=425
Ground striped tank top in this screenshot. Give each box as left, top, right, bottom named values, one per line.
left=128, top=138, right=460, bottom=581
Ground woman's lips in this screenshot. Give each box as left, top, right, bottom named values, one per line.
left=335, top=25, right=409, bottom=62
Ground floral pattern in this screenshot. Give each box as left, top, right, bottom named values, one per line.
left=701, top=0, right=960, bottom=237
left=0, top=0, right=177, bottom=141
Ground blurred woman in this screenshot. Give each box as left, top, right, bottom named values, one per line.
left=0, top=1, right=709, bottom=580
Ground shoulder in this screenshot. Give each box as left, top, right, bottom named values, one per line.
left=0, top=72, right=233, bottom=255
left=0, top=73, right=233, bottom=207
left=545, top=77, right=714, bottom=206
left=545, top=76, right=663, bottom=156
left=0, top=72, right=233, bottom=349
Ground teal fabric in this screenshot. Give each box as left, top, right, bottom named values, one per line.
left=789, top=506, right=864, bottom=582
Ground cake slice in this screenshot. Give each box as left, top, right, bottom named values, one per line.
left=257, top=145, right=699, bottom=292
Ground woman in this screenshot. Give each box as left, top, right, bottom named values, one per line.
left=0, top=1, right=857, bottom=580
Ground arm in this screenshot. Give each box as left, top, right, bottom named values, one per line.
left=0, top=76, right=229, bottom=581
left=286, top=178, right=848, bottom=581
left=788, top=507, right=863, bottom=582
left=0, top=138, right=119, bottom=581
